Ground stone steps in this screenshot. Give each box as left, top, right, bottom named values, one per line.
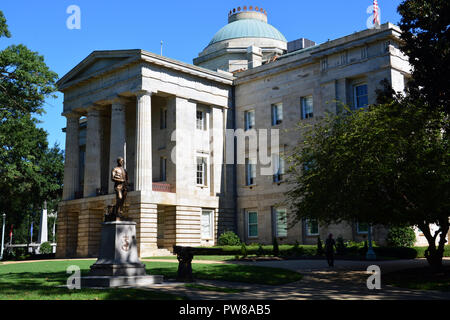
left=143, top=248, right=174, bottom=257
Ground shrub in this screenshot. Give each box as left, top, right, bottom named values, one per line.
left=359, top=240, right=368, bottom=255
left=240, top=243, right=247, bottom=258
left=256, top=244, right=265, bottom=257
left=39, top=242, right=52, bottom=254
left=336, top=236, right=346, bottom=255
left=218, top=231, right=241, bottom=246
left=386, top=226, right=416, bottom=248
left=273, top=237, right=279, bottom=257
left=374, top=247, right=417, bottom=259
left=291, top=240, right=304, bottom=256
left=316, top=236, right=324, bottom=256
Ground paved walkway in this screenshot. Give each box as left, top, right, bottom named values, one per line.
left=139, top=258, right=450, bottom=300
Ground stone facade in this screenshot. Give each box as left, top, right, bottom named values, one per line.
left=56, top=7, right=412, bottom=258
left=234, top=23, right=409, bottom=246
left=56, top=50, right=235, bottom=257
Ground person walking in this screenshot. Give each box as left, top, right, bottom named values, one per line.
left=325, top=233, right=336, bottom=267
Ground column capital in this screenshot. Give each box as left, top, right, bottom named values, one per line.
left=134, top=90, right=155, bottom=99
left=62, top=111, right=81, bottom=119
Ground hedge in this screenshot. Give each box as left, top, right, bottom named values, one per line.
left=193, top=244, right=450, bottom=260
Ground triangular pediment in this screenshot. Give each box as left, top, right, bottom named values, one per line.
left=57, top=50, right=142, bottom=90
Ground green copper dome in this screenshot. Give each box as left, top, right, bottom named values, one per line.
left=209, top=19, right=287, bottom=45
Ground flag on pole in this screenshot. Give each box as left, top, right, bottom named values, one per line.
left=373, top=0, right=380, bottom=28
left=30, top=221, right=34, bottom=243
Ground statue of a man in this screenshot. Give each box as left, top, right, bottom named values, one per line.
left=111, top=157, right=128, bottom=215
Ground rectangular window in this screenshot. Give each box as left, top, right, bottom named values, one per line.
left=271, top=103, right=283, bottom=126
left=247, top=211, right=258, bottom=237
left=160, top=108, right=167, bottom=129
left=321, top=57, right=328, bottom=71
left=306, top=219, right=319, bottom=236
left=354, top=84, right=368, bottom=109
left=357, top=222, right=369, bottom=234
left=196, top=110, right=206, bottom=130
left=245, top=158, right=256, bottom=186
left=273, top=153, right=285, bottom=182
left=301, top=96, right=314, bottom=119
left=361, top=46, right=368, bottom=59
left=244, top=110, right=255, bottom=131
left=201, top=210, right=214, bottom=239
left=340, top=51, right=348, bottom=65
left=275, top=208, right=287, bottom=237
left=160, top=157, right=167, bottom=181
left=196, top=157, right=207, bottom=185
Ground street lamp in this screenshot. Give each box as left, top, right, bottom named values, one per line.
left=0, top=214, right=5, bottom=260
left=366, top=224, right=377, bottom=260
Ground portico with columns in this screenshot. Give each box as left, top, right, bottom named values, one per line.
left=56, top=50, right=236, bottom=258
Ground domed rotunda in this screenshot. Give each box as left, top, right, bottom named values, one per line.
left=193, top=6, right=287, bottom=72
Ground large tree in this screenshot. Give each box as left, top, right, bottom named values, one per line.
left=0, top=11, right=63, bottom=243
left=397, top=0, right=450, bottom=115
left=286, top=91, right=449, bottom=270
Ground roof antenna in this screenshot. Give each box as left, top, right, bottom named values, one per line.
left=160, top=40, right=163, bottom=56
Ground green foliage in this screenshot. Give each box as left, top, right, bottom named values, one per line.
left=0, top=11, right=11, bottom=38
left=217, top=231, right=241, bottom=246
left=39, top=242, right=52, bottom=254
left=360, top=241, right=368, bottom=255
left=386, top=226, right=416, bottom=248
left=336, top=236, right=346, bottom=255
left=286, top=85, right=449, bottom=268
left=398, top=0, right=450, bottom=115
left=374, top=247, right=418, bottom=259
left=415, top=246, right=450, bottom=259
left=240, top=243, right=247, bottom=258
left=316, top=236, right=324, bottom=256
left=0, top=11, right=63, bottom=236
left=256, top=244, right=265, bottom=257
left=272, top=237, right=279, bottom=257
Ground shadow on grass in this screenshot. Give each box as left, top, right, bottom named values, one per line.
left=145, top=262, right=303, bottom=285
left=0, top=270, right=185, bottom=300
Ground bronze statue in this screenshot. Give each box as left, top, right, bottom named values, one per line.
left=110, top=156, right=128, bottom=219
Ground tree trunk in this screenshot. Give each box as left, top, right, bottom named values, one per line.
left=419, top=221, right=449, bottom=272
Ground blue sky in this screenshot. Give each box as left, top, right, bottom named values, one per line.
left=0, top=0, right=403, bottom=149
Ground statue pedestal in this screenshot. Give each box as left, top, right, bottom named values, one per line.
left=81, top=221, right=163, bottom=287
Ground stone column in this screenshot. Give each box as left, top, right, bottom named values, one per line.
left=135, top=91, right=153, bottom=191
left=108, top=98, right=127, bottom=193
left=83, top=107, right=103, bottom=197
left=62, top=113, right=80, bottom=200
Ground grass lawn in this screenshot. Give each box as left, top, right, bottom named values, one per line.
left=147, top=261, right=302, bottom=285
left=383, top=266, right=450, bottom=292
left=0, top=260, right=185, bottom=300
left=0, top=259, right=302, bottom=300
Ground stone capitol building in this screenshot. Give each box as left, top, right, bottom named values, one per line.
left=56, top=6, right=411, bottom=258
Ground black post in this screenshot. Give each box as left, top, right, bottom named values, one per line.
left=173, top=245, right=194, bottom=282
